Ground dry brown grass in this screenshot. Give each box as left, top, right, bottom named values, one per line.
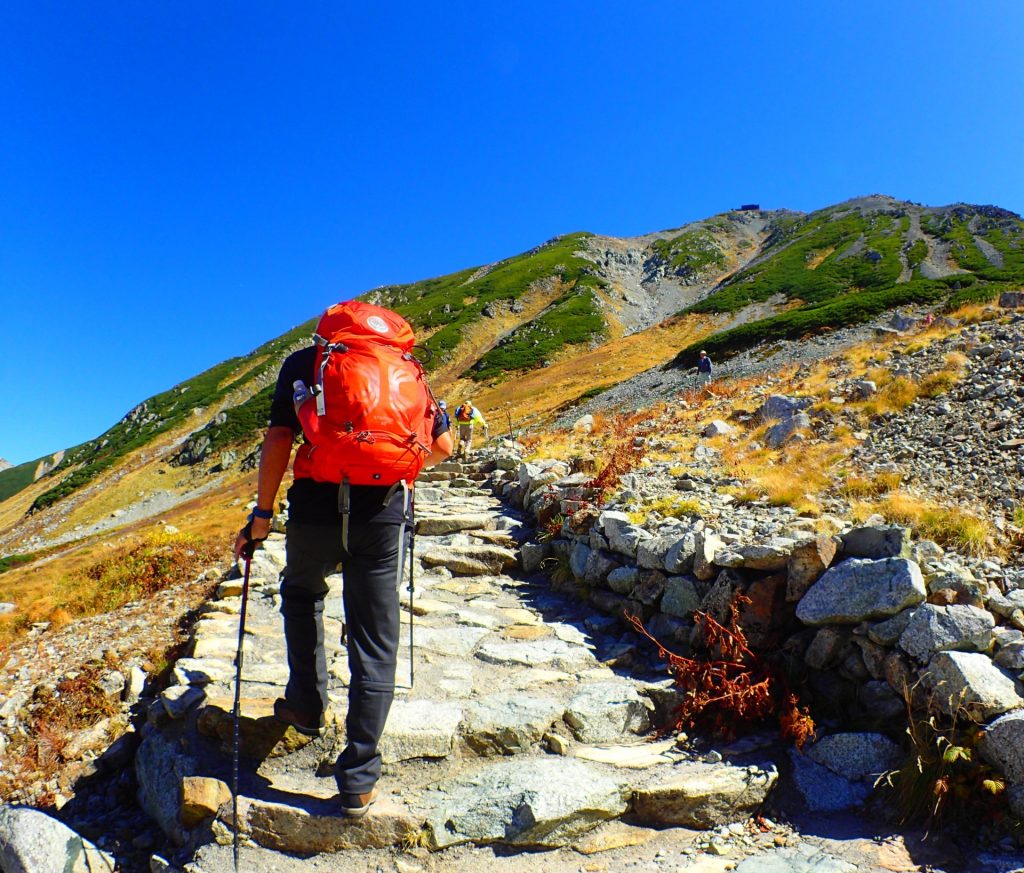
left=852, top=491, right=996, bottom=556
left=0, top=656, right=124, bottom=801
left=0, top=484, right=237, bottom=649
left=628, top=495, right=703, bottom=525
left=840, top=471, right=904, bottom=499
left=435, top=312, right=722, bottom=429
left=717, top=437, right=856, bottom=515
left=950, top=302, right=999, bottom=325
left=0, top=531, right=221, bottom=648
left=863, top=377, right=920, bottom=414
left=917, top=371, right=957, bottom=399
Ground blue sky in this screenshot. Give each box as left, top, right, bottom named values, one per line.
left=1, top=2, right=1022, bottom=465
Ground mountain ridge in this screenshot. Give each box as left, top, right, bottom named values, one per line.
left=1, top=194, right=1022, bottom=548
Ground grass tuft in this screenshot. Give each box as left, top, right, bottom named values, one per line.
left=855, top=492, right=994, bottom=556
left=840, top=471, right=904, bottom=499
left=629, top=496, right=703, bottom=525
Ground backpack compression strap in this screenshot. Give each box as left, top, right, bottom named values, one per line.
left=312, top=334, right=348, bottom=417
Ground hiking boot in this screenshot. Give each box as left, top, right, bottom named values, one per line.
left=273, top=698, right=324, bottom=737
left=339, top=787, right=378, bottom=818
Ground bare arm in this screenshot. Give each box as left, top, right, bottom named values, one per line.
left=424, top=430, right=454, bottom=468
left=233, top=425, right=295, bottom=558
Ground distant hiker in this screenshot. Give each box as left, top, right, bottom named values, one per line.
left=438, top=399, right=452, bottom=433
left=696, top=350, right=713, bottom=388
left=453, top=400, right=488, bottom=457
left=234, top=301, right=452, bottom=818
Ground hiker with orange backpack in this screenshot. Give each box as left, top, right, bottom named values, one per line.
left=453, top=400, right=488, bottom=457
left=234, top=301, right=452, bottom=818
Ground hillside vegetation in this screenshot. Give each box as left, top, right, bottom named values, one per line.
left=19, top=321, right=315, bottom=513
left=369, top=232, right=609, bottom=380
left=2, top=194, right=1021, bottom=549
left=669, top=198, right=1023, bottom=367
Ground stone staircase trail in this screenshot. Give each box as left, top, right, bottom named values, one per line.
left=136, top=459, right=878, bottom=872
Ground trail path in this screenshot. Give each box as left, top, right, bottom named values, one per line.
left=140, top=461, right=1017, bottom=873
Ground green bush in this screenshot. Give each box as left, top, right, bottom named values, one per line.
left=0, top=459, right=43, bottom=504
left=469, top=288, right=606, bottom=381
left=670, top=281, right=950, bottom=367
left=945, top=284, right=1003, bottom=310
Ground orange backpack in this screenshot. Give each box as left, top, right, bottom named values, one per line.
left=293, top=301, right=435, bottom=486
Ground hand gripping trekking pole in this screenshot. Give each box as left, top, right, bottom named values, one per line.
left=232, top=548, right=254, bottom=873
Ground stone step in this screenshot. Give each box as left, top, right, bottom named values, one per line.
left=224, top=773, right=420, bottom=853
left=209, top=751, right=778, bottom=854
left=133, top=469, right=791, bottom=864
left=415, top=513, right=496, bottom=536
left=468, top=529, right=518, bottom=547
left=419, top=544, right=518, bottom=576
left=417, top=470, right=458, bottom=482
left=431, top=461, right=467, bottom=474
left=419, top=756, right=630, bottom=849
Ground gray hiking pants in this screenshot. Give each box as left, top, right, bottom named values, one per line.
left=457, top=423, right=474, bottom=455
left=279, top=521, right=404, bottom=794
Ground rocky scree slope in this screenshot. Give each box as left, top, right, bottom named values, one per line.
left=562, top=301, right=1023, bottom=543
left=849, top=314, right=1024, bottom=528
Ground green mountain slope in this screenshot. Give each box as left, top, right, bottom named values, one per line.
left=670, top=197, right=1023, bottom=366
left=0, top=460, right=44, bottom=505
left=3, top=194, right=1021, bottom=517
left=368, top=231, right=608, bottom=377
left=23, top=319, right=315, bottom=513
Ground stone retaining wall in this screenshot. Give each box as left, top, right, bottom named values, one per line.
left=486, top=452, right=1024, bottom=818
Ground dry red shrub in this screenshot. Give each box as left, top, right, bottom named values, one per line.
left=627, top=595, right=815, bottom=748
left=586, top=416, right=648, bottom=500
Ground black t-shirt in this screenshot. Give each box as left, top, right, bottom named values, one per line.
left=270, top=347, right=445, bottom=525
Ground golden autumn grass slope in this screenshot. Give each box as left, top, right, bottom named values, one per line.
left=436, top=311, right=722, bottom=428
left=524, top=302, right=1010, bottom=557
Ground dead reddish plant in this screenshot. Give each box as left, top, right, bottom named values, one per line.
left=627, top=595, right=815, bottom=748
left=0, top=661, right=123, bottom=801
left=586, top=416, right=649, bottom=500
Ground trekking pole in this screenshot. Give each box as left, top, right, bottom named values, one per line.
left=232, top=550, right=254, bottom=873
left=408, top=486, right=416, bottom=688
left=505, top=408, right=514, bottom=444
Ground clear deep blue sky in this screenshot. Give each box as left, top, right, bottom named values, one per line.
left=1, top=2, right=1022, bottom=466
